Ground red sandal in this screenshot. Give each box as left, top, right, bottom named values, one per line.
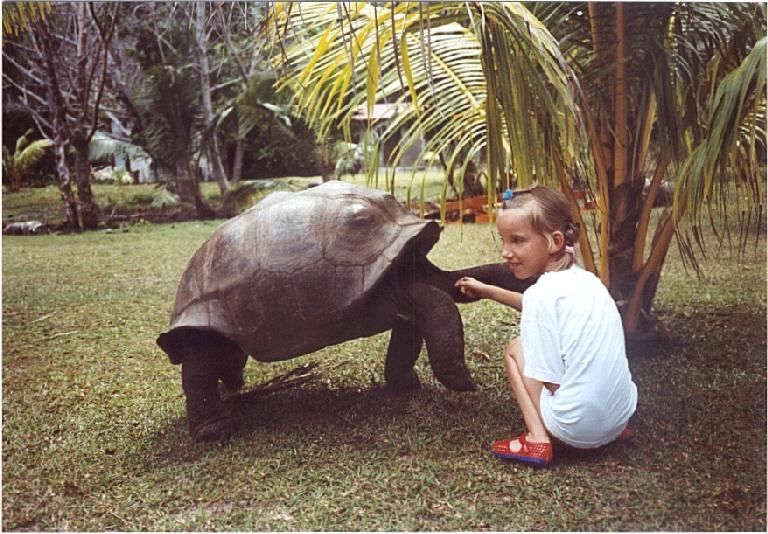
left=492, top=432, right=553, bottom=467
left=616, top=426, right=634, bottom=442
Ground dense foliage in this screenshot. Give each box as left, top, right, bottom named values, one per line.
left=2, top=2, right=324, bottom=222
left=267, top=2, right=766, bottom=338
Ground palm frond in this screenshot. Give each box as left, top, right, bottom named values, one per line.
left=2, top=145, right=13, bottom=177
left=2, top=2, right=50, bottom=36
left=149, top=185, right=182, bottom=209
left=16, top=138, right=53, bottom=170
left=136, top=65, right=204, bottom=172
left=221, top=179, right=300, bottom=215
left=89, top=132, right=148, bottom=163
left=674, top=35, right=766, bottom=224
left=269, top=2, right=588, bottom=197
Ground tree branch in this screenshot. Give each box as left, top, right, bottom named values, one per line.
left=2, top=72, right=49, bottom=108
left=2, top=49, right=47, bottom=87
left=36, top=16, right=72, bottom=139
left=216, top=7, right=249, bottom=83
left=624, top=185, right=689, bottom=334
left=4, top=39, right=43, bottom=57
left=211, top=79, right=241, bottom=93
left=29, top=109, right=53, bottom=139
left=87, top=2, right=118, bottom=139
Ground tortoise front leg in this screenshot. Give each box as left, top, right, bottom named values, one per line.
left=385, top=318, right=423, bottom=392
left=406, top=282, right=475, bottom=391
left=181, top=349, right=233, bottom=442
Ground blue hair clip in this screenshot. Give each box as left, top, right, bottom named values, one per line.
left=502, top=189, right=513, bottom=201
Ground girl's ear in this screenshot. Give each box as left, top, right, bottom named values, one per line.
left=550, top=230, right=565, bottom=252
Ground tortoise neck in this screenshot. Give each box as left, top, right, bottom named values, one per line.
left=396, top=253, right=464, bottom=301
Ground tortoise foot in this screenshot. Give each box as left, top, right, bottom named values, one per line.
left=436, top=368, right=476, bottom=392
left=190, top=416, right=233, bottom=442
left=185, top=394, right=233, bottom=442
left=387, top=371, right=422, bottom=393
left=219, top=373, right=245, bottom=399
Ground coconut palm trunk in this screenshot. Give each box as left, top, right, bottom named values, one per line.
left=600, top=2, right=654, bottom=321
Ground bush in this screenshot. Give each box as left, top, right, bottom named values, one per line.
left=130, top=192, right=155, bottom=205
left=225, top=116, right=319, bottom=179
left=92, top=166, right=134, bottom=185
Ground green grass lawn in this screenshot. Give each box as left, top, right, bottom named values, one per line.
left=2, top=193, right=766, bottom=530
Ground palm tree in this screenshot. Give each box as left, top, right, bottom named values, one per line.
left=1, top=2, right=49, bottom=36
left=2, top=129, right=52, bottom=192
left=216, top=70, right=294, bottom=184
left=266, top=2, right=765, bottom=342
left=135, top=64, right=215, bottom=218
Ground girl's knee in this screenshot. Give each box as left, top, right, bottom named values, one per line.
left=504, top=337, right=523, bottom=362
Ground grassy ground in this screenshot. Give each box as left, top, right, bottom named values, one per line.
left=2, top=189, right=766, bottom=530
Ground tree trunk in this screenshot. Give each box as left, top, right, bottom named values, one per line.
left=586, top=2, right=613, bottom=285
left=52, top=129, right=80, bottom=232
left=126, top=155, right=139, bottom=185
left=607, top=181, right=644, bottom=302
left=606, top=2, right=640, bottom=303
left=462, top=160, right=484, bottom=197
left=173, top=162, right=216, bottom=220
left=618, top=210, right=673, bottom=353
left=36, top=15, right=80, bottom=231
left=318, top=143, right=334, bottom=182
left=172, top=162, right=198, bottom=202
left=10, top=167, right=21, bottom=193
left=232, top=139, right=246, bottom=183
left=195, top=1, right=230, bottom=194
left=72, top=136, right=99, bottom=230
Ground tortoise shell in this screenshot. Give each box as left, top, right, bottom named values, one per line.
left=158, top=180, right=441, bottom=364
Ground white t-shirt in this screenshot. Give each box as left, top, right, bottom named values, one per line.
left=521, top=265, right=637, bottom=449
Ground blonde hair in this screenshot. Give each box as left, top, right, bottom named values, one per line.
left=501, top=186, right=580, bottom=271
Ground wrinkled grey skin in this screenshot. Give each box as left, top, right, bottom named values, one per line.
left=157, top=181, right=533, bottom=442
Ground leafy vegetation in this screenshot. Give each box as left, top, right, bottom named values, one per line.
left=268, top=2, right=766, bottom=339
left=2, top=172, right=450, bottom=229
left=2, top=2, right=326, bottom=227
left=2, top=205, right=764, bottom=530
left=1, top=183, right=215, bottom=230
left=1, top=129, right=52, bottom=192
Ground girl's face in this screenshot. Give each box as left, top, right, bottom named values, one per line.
left=496, top=209, right=555, bottom=279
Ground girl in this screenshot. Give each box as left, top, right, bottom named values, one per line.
left=456, top=187, right=637, bottom=467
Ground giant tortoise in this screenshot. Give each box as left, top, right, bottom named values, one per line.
left=157, top=181, right=532, bottom=441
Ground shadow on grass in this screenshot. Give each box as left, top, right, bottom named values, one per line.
left=229, top=384, right=418, bottom=436
left=130, top=307, right=764, bottom=502
left=138, top=379, right=642, bottom=471
left=139, top=384, right=451, bottom=464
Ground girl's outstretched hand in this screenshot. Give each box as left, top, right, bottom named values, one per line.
left=455, top=276, right=489, bottom=299
left=457, top=276, right=524, bottom=311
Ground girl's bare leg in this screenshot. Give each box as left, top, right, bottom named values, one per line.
left=503, top=337, right=550, bottom=447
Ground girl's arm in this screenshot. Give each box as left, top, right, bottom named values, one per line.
left=455, top=277, right=523, bottom=311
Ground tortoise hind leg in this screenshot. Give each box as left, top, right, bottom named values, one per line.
left=385, top=318, right=423, bottom=392
left=219, top=337, right=248, bottom=393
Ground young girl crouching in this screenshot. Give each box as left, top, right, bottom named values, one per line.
left=456, top=186, right=637, bottom=467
